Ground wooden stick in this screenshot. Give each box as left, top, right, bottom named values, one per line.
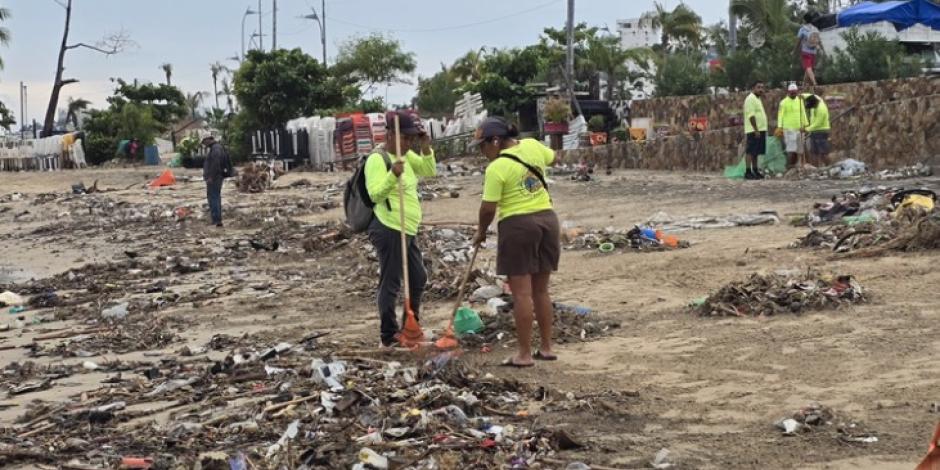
left=17, top=421, right=55, bottom=439
left=263, top=394, right=320, bottom=414
left=33, top=327, right=107, bottom=341
left=395, top=114, right=412, bottom=314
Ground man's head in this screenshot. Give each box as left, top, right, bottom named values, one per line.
left=469, top=116, right=519, bottom=160
left=787, top=82, right=799, bottom=98
left=201, top=135, right=216, bottom=148
left=804, top=94, right=820, bottom=109
left=385, top=110, right=426, bottom=153
left=751, top=80, right=766, bottom=97
left=803, top=11, right=817, bottom=24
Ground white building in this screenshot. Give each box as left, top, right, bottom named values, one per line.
left=617, top=17, right=660, bottom=50
left=820, top=22, right=940, bottom=51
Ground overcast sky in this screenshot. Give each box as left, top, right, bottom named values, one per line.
left=0, top=0, right=729, bottom=122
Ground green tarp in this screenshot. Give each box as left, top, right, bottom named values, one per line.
left=724, top=136, right=788, bottom=179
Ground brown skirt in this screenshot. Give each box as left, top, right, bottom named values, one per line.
left=496, top=210, right=560, bottom=276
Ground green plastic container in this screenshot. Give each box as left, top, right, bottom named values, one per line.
left=454, top=307, right=483, bottom=336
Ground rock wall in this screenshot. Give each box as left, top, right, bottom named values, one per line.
left=559, top=76, right=940, bottom=171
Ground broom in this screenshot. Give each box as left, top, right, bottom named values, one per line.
left=393, top=114, right=425, bottom=349
left=435, top=247, right=479, bottom=350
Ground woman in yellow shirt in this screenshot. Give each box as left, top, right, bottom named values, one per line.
left=471, top=117, right=560, bottom=368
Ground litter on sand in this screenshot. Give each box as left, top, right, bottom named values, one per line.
left=693, top=270, right=866, bottom=317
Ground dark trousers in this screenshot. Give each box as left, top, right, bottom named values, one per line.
left=368, top=218, right=427, bottom=344
left=206, top=179, right=223, bottom=224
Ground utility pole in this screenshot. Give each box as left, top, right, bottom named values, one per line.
left=321, top=0, right=327, bottom=64
left=272, top=0, right=277, bottom=50
left=565, top=0, right=582, bottom=117
left=19, top=82, right=25, bottom=139
left=258, top=0, right=263, bottom=50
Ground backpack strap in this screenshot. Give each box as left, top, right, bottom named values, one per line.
left=374, top=149, right=394, bottom=211
left=497, top=153, right=549, bottom=192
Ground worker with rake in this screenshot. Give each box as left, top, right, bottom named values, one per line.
left=471, top=117, right=560, bottom=368
left=365, top=110, right=437, bottom=348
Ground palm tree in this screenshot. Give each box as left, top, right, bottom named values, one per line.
left=159, top=63, right=173, bottom=86
left=642, top=2, right=704, bottom=51
left=586, top=34, right=655, bottom=100
left=209, top=62, right=227, bottom=109
left=219, top=78, right=234, bottom=113
left=451, top=47, right=488, bottom=83
left=730, top=0, right=799, bottom=39
left=65, top=97, right=90, bottom=129
left=185, top=92, right=204, bottom=121
left=0, top=7, right=11, bottom=69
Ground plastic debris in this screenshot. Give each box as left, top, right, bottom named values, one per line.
left=101, top=302, right=130, bottom=320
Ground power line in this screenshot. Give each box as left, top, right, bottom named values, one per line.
left=327, top=0, right=562, bottom=34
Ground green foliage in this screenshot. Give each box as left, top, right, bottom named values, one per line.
left=84, top=103, right=161, bottom=165
left=730, top=0, right=798, bottom=39
left=588, top=115, right=606, bottom=132
left=0, top=7, right=9, bottom=69
left=463, top=46, right=544, bottom=118
left=710, top=49, right=757, bottom=91
left=819, top=29, right=925, bottom=84
left=107, top=79, right=187, bottom=131
left=642, top=2, right=704, bottom=50
left=334, top=33, right=417, bottom=92
left=234, top=48, right=351, bottom=129
left=415, top=66, right=459, bottom=118
left=543, top=97, right=570, bottom=123
left=654, top=53, right=709, bottom=96
left=177, top=136, right=201, bottom=158
left=0, top=100, right=14, bottom=130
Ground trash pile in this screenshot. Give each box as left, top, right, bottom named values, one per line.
left=238, top=162, right=283, bottom=193
left=791, top=187, right=940, bottom=254
left=0, top=340, right=605, bottom=469
left=550, top=162, right=594, bottom=182
left=791, top=187, right=935, bottom=227
left=774, top=402, right=878, bottom=444
left=418, top=181, right=462, bottom=200
left=693, top=270, right=866, bottom=317
left=563, top=225, right=689, bottom=253
left=786, top=160, right=932, bottom=181
left=646, top=211, right=780, bottom=232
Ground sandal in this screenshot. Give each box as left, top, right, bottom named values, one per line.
left=533, top=351, right=558, bottom=361
left=499, top=357, right=534, bottom=368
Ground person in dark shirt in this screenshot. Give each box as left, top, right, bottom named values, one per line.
left=202, top=135, right=225, bottom=227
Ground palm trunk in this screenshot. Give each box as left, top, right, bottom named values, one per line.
left=606, top=69, right=616, bottom=101
left=42, top=0, right=72, bottom=137
left=212, top=79, right=220, bottom=109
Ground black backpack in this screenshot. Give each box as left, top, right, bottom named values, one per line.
left=344, top=150, right=392, bottom=232
left=219, top=144, right=237, bottom=179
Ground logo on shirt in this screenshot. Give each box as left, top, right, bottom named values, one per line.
left=522, top=173, right=543, bottom=194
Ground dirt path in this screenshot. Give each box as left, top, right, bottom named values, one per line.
left=1, top=166, right=938, bottom=469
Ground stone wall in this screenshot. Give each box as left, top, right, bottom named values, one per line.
left=559, top=76, right=940, bottom=171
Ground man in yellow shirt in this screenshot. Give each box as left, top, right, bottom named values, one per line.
left=804, top=93, right=831, bottom=166
left=743, top=80, right=768, bottom=180
left=365, top=110, right=436, bottom=347
left=776, top=83, right=809, bottom=169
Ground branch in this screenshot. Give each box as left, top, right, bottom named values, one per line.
left=52, top=0, right=67, bottom=9
left=65, top=29, right=136, bottom=56
left=60, top=78, right=79, bottom=86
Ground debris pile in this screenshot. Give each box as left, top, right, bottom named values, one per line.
left=564, top=226, right=689, bottom=253
left=0, top=341, right=604, bottom=469
left=693, top=271, right=866, bottom=317
left=791, top=187, right=935, bottom=226
left=774, top=402, right=878, bottom=444
left=786, top=160, right=932, bottom=181
left=646, top=211, right=780, bottom=231
left=462, top=302, right=620, bottom=346
left=238, top=162, right=283, bottom=193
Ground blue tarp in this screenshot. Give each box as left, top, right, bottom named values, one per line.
left=837, top=0, right=940, bottom=30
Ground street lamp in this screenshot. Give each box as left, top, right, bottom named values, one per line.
left=301, top=2, right=327, bottom=65
left=241, top=7, right=258, bottom=60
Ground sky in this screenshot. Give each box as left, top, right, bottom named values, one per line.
left=0, top=0, right=729, bottom=124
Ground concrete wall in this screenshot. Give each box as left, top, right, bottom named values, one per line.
left=558, top=76, right=940, bottom=171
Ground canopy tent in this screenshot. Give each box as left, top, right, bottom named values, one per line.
left=837, top=0, right=940, bottom=31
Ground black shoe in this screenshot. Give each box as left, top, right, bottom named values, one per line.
left=753, top=170, right=765, bottom=180
left=215, top=223, right=224, bottom=228
left=744, top=169, right=756, bottom=180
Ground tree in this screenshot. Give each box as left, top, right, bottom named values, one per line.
left=333, top=34, right=417, bottom=95
left=820, top=29, right=926, bottom=84
left=452, top=48, right=488, bottom=83
left=160, top=63, right=173, bottom=86
left=65, top=97, right=90, bottom=129
left=730, top=0, right=798, bottom=39
left=585, top=34, right=653, bottom=100
left=185, top=92, right=204, bottom=120
left=210, top=62, right=227, bottom=109
left=654, top=52, right=709, bottom=96
left=642, top=2, right=704, bottom=50
left=43, top=0, right=133, bottom=136
left=234, top=48, right=351, bottom=129
left=219, top=77, right=235, bottom=113
left=0, top=7, right=10, bottom=69
left=107, top=79, right=187, bottom=131
left=0, top=101, right=15, bottom=130
left=464, top=46, right=544, bottom=118
left=414, top=65, right=459, bottom=117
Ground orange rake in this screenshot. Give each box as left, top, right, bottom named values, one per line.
left=392, top=113, right=425, bottom=350
left=917, top=421, right=940, bottom=470
left=435, top=246, right=479, bottom=350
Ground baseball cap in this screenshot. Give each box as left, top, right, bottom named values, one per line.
left=385, top=110, right=425, bottom=136
left=787, top=83, right=799, bottom=92
left=469, top=117, right=511, bottom=148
